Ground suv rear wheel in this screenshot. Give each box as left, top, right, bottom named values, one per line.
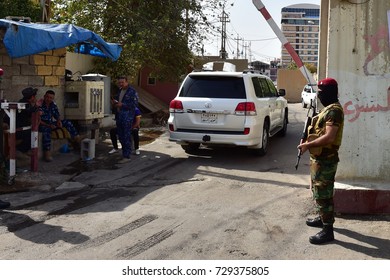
left=181, top=143, right=200, bottom=154
left=253, top=121, right=269, bottom=156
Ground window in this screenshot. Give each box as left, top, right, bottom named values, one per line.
left=266, top=79, right=278, bottom=97
left=147, top=76, right=156, bottom=85
left=252, top=77, right=264, bottom=98
left=259, top=78, right=272, bottom=97
left=179, top=76, right=246, bottom=99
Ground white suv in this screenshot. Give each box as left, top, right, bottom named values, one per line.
left=301, top=84, right=317, bottom=108
left=168, top=70, right=288, bottom=155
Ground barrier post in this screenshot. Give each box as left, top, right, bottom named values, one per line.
left=7, top=104, right=17, bottom=180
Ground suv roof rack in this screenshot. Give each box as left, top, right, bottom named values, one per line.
left=243, top=69, right=263, bottom=74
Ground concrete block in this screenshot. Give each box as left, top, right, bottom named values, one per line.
left=21, top=65, right=37, bottom=75
left=12, top=56, right=29, bottom=65
left=28, top=76, right=45, bottom=87
left=12, top=75, right=29, bottom=86
left=30, top=55, right=45, bottom=65
left=40, top=50, right=53, bottom=56
left=44, top=75, right=59, bottom=86
left=45, top=56, right=60, bottom=66
left=1, top=55, right=12, bottom=66
left=37, top=65, right=53, bottom=76
left=53, top=66, right=65, bottom=76
left=53, top=48, right=67, bottom=57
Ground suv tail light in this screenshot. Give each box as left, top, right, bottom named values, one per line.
left=235, top=102, right=257, bottom=116
left=169, top=100, right=184, bottom=113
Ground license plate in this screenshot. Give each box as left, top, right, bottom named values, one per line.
left=201, top=113, right=218, bottom=123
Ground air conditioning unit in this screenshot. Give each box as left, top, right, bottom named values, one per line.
left=64, top=81, right=104, bottom=120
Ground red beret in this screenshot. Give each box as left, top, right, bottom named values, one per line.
left=318, top=78, right=338, bottom=87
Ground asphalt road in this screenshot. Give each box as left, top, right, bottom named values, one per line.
left=0, top=103, right=389, bottom=260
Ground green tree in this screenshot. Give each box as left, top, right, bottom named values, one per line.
left=0, top=0, right=41, bottom=22
left=287, top=61, right=317, bottom=74
left=52, top=0, right=222, bottom=82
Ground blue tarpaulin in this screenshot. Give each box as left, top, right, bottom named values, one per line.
left=74, top=43, right=108, bottom=58
left=0, top=19, right=122, bottom=61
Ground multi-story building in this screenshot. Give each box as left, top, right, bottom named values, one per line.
left=280, top=3, right=320, bottom=68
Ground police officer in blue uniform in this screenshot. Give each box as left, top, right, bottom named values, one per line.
left=111, top=76, right=138, bottom=163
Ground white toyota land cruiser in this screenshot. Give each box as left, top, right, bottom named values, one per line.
left=168, top=70, right=288, bottom=155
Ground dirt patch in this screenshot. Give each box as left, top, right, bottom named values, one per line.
left=0, top=126, right=166, bottom=193
left=0, top=179, right=35, bottom=194
left=139, top=129, right=166, bottom=145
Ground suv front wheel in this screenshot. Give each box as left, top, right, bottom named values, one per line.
left=277, top=113, right=288, bottom=137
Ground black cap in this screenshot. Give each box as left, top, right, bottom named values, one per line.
left=22, top=87, right=38, bottom=99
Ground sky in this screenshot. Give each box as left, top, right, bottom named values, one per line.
left=201, top=0, right=321, bottom=63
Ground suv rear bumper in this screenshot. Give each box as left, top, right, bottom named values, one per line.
left=169, top=131, right=261, bottom=147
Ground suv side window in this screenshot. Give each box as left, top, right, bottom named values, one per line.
left=266, top=79, right=278, bottom=97
left=259, top=78, right=272, bottom=97
left=252, top=77, right=264, bottom=98
left=180, top=76, right=246, bottom=99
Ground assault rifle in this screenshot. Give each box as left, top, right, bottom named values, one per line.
left=295, top=98, right=317, bottom=170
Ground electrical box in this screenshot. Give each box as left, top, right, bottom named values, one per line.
left=64, top=81, right=104, bottom=120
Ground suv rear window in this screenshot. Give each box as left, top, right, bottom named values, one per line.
left=179, top=76, right=246, bottom=99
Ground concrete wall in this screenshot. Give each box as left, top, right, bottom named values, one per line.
left=321, top=0, right=390, bottom=182
left=277, top=69, right=308, bottom=103
left=0, top=41, right=66, bottom=115
left=65, top=52, right=95, bottom=79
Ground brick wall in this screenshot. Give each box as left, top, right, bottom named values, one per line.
left=0, top=38, right=66, bottom=115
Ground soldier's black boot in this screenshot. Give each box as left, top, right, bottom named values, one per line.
left=306, top=216, right=323, bottom=228
left=0, top=199, right=11, bottom=210
left=309, top=225, right=334, bottom=245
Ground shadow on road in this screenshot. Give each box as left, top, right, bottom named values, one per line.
left=334, top=227, right=390, bottom=259
left=0, top=210, right=89, bottom=245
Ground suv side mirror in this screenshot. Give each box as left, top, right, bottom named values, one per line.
left=278, top=89, right=286, bottom=96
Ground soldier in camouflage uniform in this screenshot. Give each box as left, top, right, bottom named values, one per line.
left=297, top=78, right=344, bottom=244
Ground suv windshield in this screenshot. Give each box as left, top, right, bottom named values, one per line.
left=179, top=76, right=246, bottom=99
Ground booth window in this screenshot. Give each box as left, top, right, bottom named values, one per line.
left=147, top=76, right=156, bottom=86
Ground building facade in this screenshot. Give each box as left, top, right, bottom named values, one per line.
left=280, top=4, right=320, bottom=67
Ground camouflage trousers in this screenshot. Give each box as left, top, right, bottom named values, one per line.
left=310, top=158, right=338, bottom=225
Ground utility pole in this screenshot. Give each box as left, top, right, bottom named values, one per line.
left=219, top=7, right=230, bottom=59
left=234, top=35, right=242, bottom=59
left=243, top=42, right=249, bottom=59
left=249, top=42, right=252, bottom=63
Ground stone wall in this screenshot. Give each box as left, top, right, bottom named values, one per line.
left=0, top=39, right=66, bottom=115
